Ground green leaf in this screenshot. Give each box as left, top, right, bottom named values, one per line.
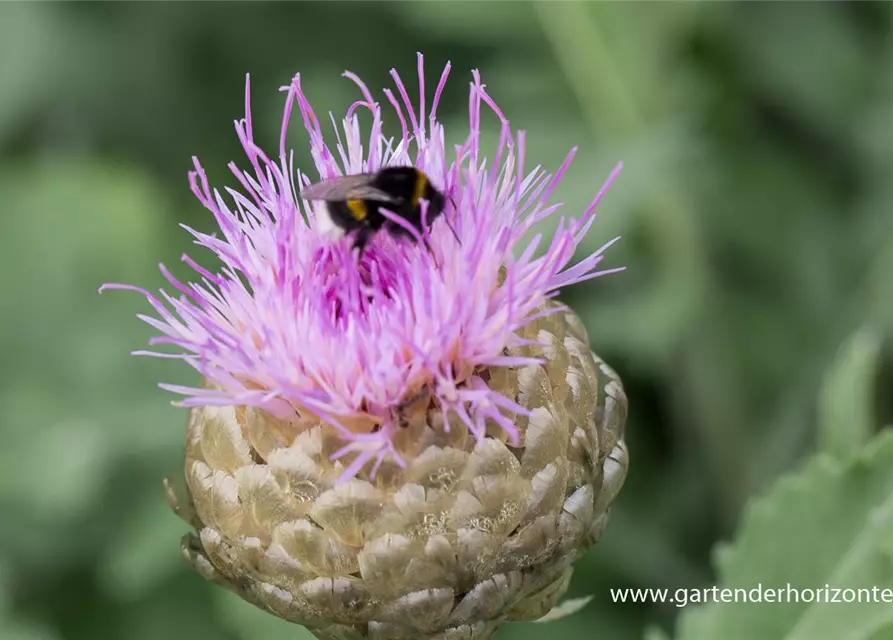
left=674, top=601, right=721, bottom=640
left=871, top=623, right=893, bottom=640
left=818, top=326, right=882, bottom=459
left=644, top=626, right=673, bottom=640
left=671, top=430, right=893, bottom=640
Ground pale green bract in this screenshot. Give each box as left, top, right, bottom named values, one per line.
left=818, top=325, right=883, bottom=460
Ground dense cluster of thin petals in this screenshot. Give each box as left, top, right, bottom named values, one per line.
left=104, top=54, right=622, bottom=479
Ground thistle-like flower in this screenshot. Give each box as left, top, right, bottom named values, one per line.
left=105, top=55, right=629, bottom=640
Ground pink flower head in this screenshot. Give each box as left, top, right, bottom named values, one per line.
left=103, top=54, right=623, bottom=481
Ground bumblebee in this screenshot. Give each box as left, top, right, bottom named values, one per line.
left=300, top=166, right=456, bottom=253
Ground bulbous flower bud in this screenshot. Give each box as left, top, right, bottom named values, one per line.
left=168, top=307, right=627, bottom=639
left=107, top=54, right=629, bottom=638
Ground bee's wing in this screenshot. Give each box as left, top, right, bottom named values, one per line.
left=299, top=174, right=399, bottom=203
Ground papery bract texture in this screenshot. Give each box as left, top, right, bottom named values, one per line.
left=111, top=55, right=629, bottom=639
left=169, top=307, right=628, bottom=640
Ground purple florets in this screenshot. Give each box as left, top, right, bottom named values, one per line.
left=103, top=54, right=623, bottom=480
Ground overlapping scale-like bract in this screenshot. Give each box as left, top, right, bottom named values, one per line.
left=169, top=308, right=628, bottom=640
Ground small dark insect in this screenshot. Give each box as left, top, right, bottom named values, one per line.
left=393, top=386, right=432, bottom=428
left=300, top=166, right=458, bottom=254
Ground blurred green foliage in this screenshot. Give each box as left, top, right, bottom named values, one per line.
left=2, top=2, right=893, bottom=639
left=669, top=430, right=893, bottom=640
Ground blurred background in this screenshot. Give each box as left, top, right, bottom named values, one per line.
left=2, top=1, right=892, bottom=639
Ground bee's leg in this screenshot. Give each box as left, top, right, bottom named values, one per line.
left=422, top=236, right=440, bottom=268
left=352, top=227, right=375, bottom=259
